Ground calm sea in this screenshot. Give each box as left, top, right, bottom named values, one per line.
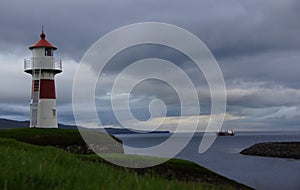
left=116, top=131, right=300, bottom=190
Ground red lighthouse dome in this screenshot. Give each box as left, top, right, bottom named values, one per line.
left=29, top=31, right=57, bottom=50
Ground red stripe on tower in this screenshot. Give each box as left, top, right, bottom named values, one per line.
left=39, top=79, right=56, bottom=99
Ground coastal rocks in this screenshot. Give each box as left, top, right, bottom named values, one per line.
left=240, top=142, right=300, bottom=159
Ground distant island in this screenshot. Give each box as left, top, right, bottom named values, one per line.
left=241, top=142, right=300, bottom=159
left=101, top=128, right=170, bottom=135
left=0, top=118, right=75, bottom=129
left=0, top=118, right=170, bottom=134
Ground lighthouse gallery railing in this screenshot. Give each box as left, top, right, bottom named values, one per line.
left=24, top=57, right=62, bottom=71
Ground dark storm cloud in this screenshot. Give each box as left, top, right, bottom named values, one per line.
left=0, top=0, right=299, bottom=129
left=0, top=0, right=299, bottom=60
left=220, top=51, right=300, bottom=89
left=227, top=87, right=300, bottom=108
left=0, top=0, right=174, bottom=60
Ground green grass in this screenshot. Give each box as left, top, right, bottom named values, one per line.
left=0, top=128, right=84, bottom=145
left=0, top=129, right=252, bottom=190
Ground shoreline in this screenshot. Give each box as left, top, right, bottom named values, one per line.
left=0, top=128, right=253, bottom=189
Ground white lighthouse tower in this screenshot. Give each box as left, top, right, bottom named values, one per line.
left=24, top=29, right=62, bottom=128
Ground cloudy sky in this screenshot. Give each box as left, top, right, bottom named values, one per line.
left=0, top=0, right=299, bottom=131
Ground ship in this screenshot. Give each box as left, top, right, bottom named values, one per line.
left=217, top=129, right=235, bottom=136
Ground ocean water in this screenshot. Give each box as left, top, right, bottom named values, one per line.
left=116, top=131, right=300, bottom=190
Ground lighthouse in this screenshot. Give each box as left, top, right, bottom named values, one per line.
left=24, top=29, right=62, bottom=128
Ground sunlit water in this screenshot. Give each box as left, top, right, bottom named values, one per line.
left=116, top=131, right=300, bottom=190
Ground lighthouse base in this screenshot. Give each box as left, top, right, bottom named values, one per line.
left=30, top=99, right=58, bottom=128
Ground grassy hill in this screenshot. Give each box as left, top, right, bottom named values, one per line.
left=0, top=128, right=253, bottom=190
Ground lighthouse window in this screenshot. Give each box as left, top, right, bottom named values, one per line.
left=52, top=108, right=56, bottom=117
left=33, top=80, right=39, bottom=91
left=45, top=48, right=53, bottom=56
